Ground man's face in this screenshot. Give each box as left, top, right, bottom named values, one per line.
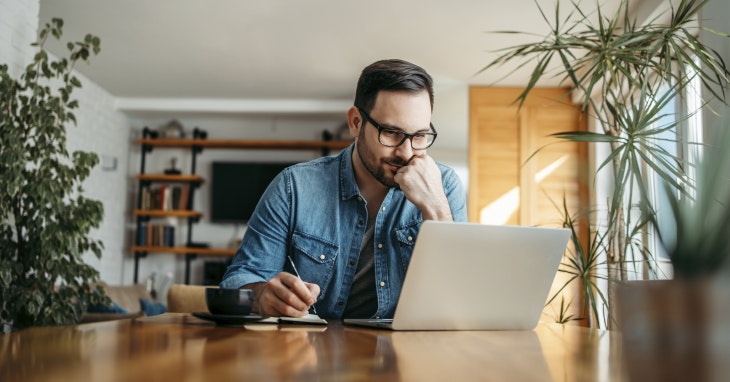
left=354, top=90, right=432, bottom=188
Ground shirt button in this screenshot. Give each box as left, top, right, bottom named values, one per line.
left=358, top=220, right=364, bottom=225
left=377, top=243, right=383, bottom=249
left=379, top=281, right=386, bottom=287
left=337, top=300, right=344, bottom=306
left=407, top=236, right=413, bottom=241
left=349, top=260, right=355, bottom=266
left=319, top=254, right=325, bottom=260
left=381, top=207, right=385, bottom=211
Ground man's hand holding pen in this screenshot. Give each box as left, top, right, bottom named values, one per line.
left=246, top=261, right=320, bottom=318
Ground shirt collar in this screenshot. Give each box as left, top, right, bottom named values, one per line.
left=339, top=143, right=361, bottom=200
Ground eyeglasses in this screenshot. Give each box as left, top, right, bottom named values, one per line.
left=357, top=107, right=437, bottom=150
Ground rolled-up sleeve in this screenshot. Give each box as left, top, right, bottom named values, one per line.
left=220, top=170, right=290, bottom=289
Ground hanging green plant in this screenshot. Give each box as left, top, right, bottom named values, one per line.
left=0, top=18, right=108, bottom=331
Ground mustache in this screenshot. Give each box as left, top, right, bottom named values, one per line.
left=385, top=157, right=410, bottom=167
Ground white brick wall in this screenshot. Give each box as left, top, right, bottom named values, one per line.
left=2, top=0, right=131, bottom=284
left=0, top=0, right=39, bottom=78
left=66, top=71, right=131, bottom=285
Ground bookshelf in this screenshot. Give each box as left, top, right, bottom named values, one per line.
left=132, top=127, right=351, bottom=284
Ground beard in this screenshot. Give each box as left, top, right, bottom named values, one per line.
left=356, top=129, right=408, bottom=188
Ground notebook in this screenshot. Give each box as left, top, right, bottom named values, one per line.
left=343, top=221, right=570, bottom=331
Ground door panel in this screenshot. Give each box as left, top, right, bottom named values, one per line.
left=469, top=87, right=586, bottom=227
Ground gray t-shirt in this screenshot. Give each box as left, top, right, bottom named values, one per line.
left=343, top=219, right=377, bottom=318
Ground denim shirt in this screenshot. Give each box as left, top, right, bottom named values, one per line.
left=220, top=144, right=468, bottom=319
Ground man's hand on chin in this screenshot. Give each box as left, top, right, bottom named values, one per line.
left=393, top=155, right=453, bottom=221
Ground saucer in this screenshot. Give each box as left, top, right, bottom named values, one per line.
left=192, top=312, right=267, bottom=325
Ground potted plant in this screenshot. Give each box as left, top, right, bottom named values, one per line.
left=0, top=18, right=108, bottom=331
left=615, top=121, right=730, bottom=380
left=480, top=0, right=730, bottom=328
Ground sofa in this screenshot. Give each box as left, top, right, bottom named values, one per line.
left=81, top=282, right=157, bottom=323
left=81, top=283, right=216, bottom=323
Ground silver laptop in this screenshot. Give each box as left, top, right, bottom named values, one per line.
left=343, top=221, right=570, bottom=331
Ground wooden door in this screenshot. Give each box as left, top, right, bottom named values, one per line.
left=469, top=87, right=587, bottom=227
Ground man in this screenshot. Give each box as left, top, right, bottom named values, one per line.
left=220, top=59, right=468, bottom=319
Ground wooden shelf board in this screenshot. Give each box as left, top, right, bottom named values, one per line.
left=136, top=174, right=204, bottom=183
left=137, top=138, right=352, bottom=150
left=133, top=209, right=202, bottom=218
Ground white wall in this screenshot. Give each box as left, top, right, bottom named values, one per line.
left=2, top=0, right=131, bottom=285
left=0, top=0, right=38, bottom=77
left=65, top=73, right=131, bottom=285
left=700, top=0, right=730, bottom=139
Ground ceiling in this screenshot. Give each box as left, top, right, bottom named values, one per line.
left=38, top=0, right=628, bottom=103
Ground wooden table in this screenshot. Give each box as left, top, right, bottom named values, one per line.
left=1, top=313, right=626, bottom=381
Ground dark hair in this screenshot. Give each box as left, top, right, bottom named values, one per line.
left=353, top=59, right=434, bottom=113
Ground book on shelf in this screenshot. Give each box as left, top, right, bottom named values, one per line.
left=171, top=186, right=181, bottom=210
left=178, top=185, right=190, bottom=210
left=140, top=187, right=150, bottom=210
left=140, top=184, right=191, bottom=211
left=136, top=223, right=175, bottom=247
left=162, top=185, right=172, bottom=211
left=137, top=222, right=147, bottom=246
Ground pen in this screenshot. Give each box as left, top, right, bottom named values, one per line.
left=287, top=256, right=318, bottom=315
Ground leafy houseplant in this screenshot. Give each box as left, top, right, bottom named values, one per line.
left=660, top=128, right=730, bottom=277
left=0, top=18, right=108, bottom=331
left=556, top=128, right=730, bottom=376
left=481, top=0, right=730, bottom=328
left=616, top=125, right=730, bottom=380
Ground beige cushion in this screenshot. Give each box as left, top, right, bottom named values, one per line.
left=81, top=282, right=153, bottom=323
left=102, top=283, right=152, bottom=314
left=166, top=284, right=215, bottom=313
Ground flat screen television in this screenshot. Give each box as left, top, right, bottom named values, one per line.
left=210, top=161, right=296, bottom=223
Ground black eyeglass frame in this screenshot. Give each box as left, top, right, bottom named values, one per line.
left=357, top=107, right=437, bottom=150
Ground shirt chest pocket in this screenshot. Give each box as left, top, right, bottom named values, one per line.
left=290, top=232, right=339, bottom=288
left=395, top=223, right=421, bottom=268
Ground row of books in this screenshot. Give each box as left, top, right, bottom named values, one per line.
left=140, top=185, right=191, bottom=211
left=136, top=223, right=175, bottom=247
